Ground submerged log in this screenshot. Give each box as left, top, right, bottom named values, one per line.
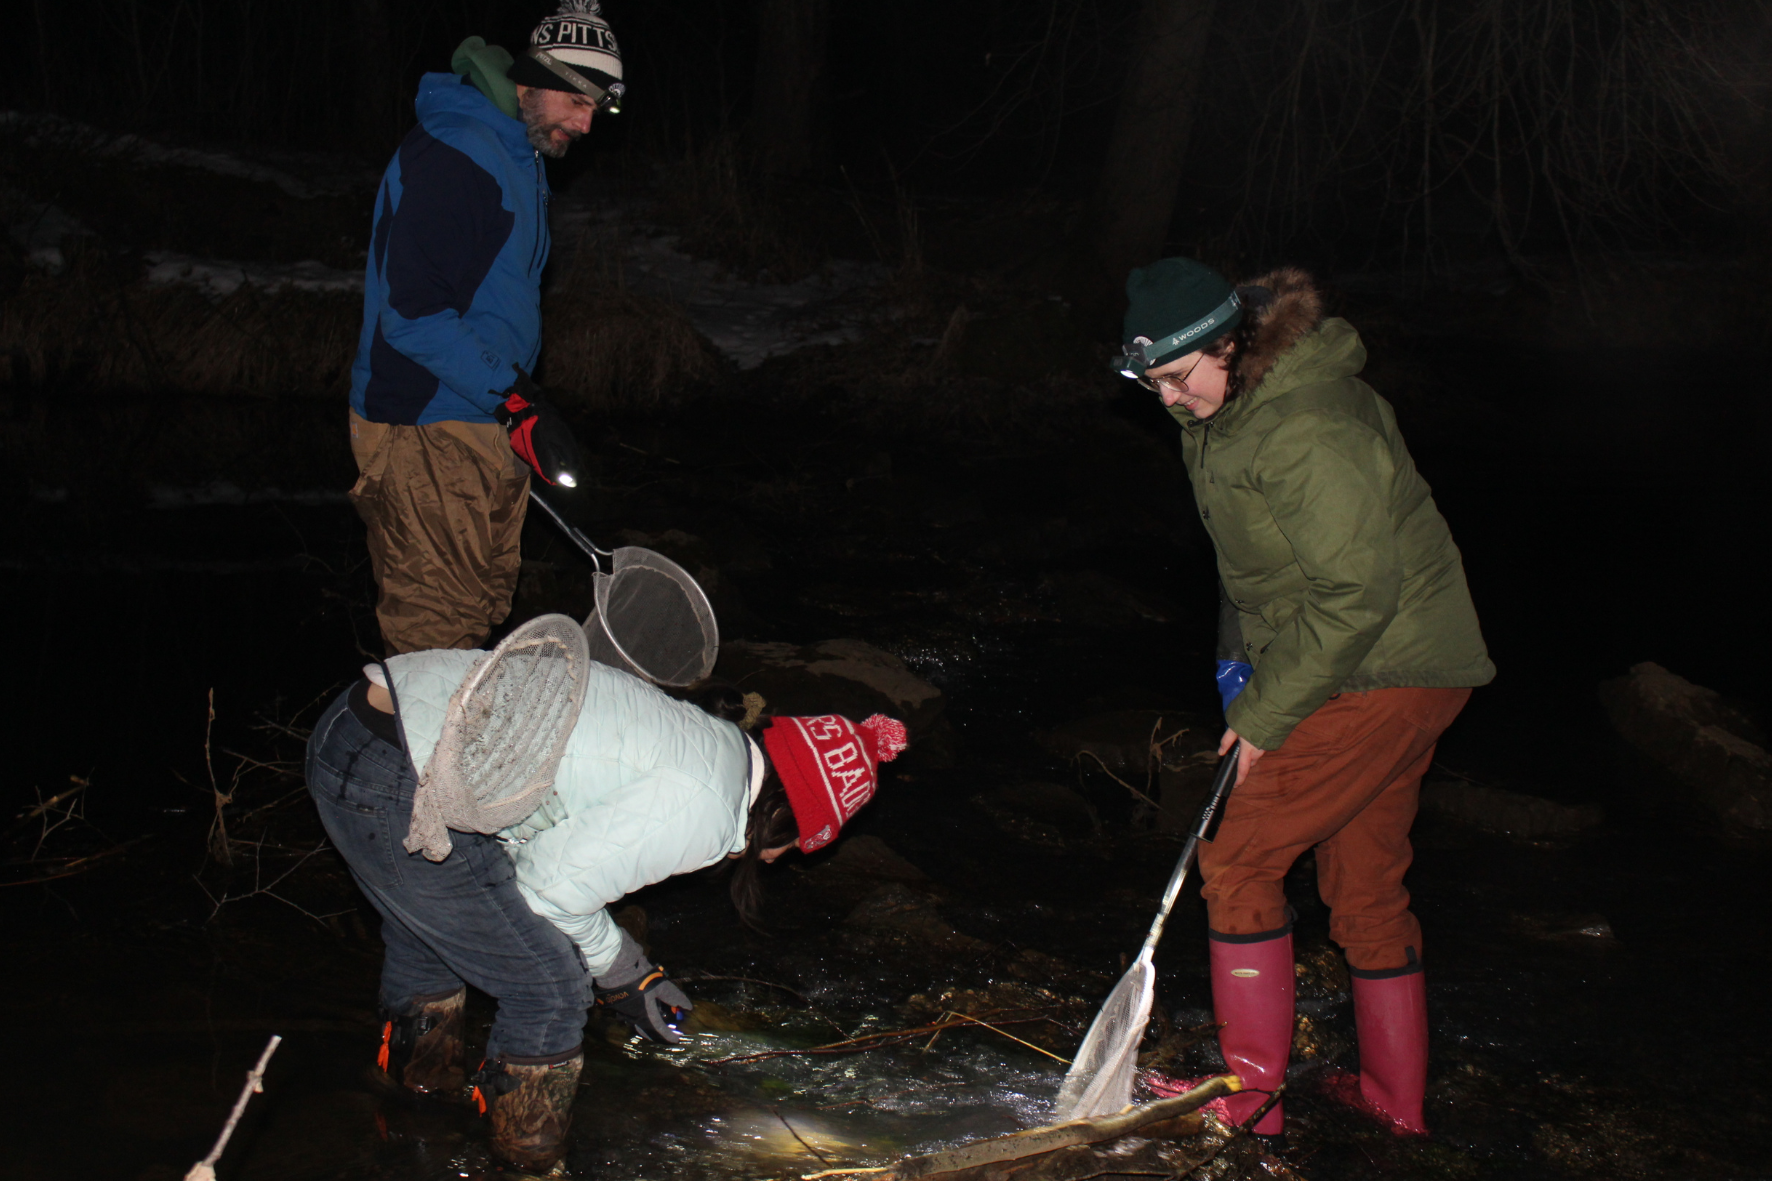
left=885, top=1075, right=1240, bottom=1181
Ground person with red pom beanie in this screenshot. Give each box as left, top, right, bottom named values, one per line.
left=310, top=647, right=905, bottom=1172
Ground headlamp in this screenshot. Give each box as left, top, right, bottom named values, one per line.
left=1110, top=290, right=1242, bottom=379
left=531, top=50, right=625, bottom=113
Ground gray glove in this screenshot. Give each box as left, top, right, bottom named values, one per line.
left=591, top=928, right=694, bottom=1044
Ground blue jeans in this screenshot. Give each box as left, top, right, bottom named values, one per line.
left=305, top=689, right=586, bottom=1061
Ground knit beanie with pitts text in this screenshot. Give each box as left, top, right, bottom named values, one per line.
left=507, top=1, right=624, bottom=103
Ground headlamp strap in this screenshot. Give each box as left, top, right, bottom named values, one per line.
left=530, top=49, right=624, bottom=109
left=1137, top=290, right=1242, bottom=367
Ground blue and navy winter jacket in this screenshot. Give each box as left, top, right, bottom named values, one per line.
left=349, top=73, right=550, bottom=425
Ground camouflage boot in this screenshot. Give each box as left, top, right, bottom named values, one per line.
left=472, top=1051, right=584, bottom=1175
left=376, top=988, right=467, bottom=1095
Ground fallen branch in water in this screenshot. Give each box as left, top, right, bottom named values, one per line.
left=775, top=1107, right=832, bottom=1166
left=1, top=835, right=152, bottom=887
left=704, top=1015, right=1052, bottom=1067
left=884, top=1075, right=1242, bottom=1180
left=184, top=1034, right=281, bottom=1181
left=1172, top=1084, right=1285, bottom=1180
left=677, top=975, right=810, bottom=1002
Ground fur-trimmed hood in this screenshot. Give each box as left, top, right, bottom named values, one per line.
left=1234, top=267, right=1325, bottom=395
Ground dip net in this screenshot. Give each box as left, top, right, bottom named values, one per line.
left=584, top=546, right=719, bottom=687
left=404, top=614, right=589, bottom=860
left=1052, top=955, right=1154, bottom=1121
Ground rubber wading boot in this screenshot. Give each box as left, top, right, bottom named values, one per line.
left=375, top=988, right=467, bottom=1095
left=1209, top=927, right=1295, bottom=1135
left=472, top=1050, right=584, bottom=1175
left=1341, top=962, right=1430, bottom=1135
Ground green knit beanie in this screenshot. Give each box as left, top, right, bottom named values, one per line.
left=452, top=37, right=521, bottom=121
left=1114, top=258, right=1243, bottom=376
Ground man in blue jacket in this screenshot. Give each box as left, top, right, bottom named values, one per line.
left=347, top=2, right=624, bottom=654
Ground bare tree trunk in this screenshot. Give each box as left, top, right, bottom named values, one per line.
left=354, top=0, right=400, bottom=155
left=1067, top=0, right=1220, bottom=325
left=750, top=0, right=828, bottom=176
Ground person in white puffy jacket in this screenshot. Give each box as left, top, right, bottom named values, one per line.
left=304, top=648, right=907, bottom=1174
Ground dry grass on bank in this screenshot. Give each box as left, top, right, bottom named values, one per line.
left=541, top=232, right=729, bottom=414
left=0, top=252, right=360, bottom=397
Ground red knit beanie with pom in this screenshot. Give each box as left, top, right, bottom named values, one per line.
left=762, top=714, right=908, bottom=852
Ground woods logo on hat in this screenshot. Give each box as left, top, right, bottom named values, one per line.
left=763, top=715, right=909, bottom=852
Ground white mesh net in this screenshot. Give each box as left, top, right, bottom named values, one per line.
left=404, top=614, right=589, bottom=861
left=1052, top=957, right=1155, bottom=1122
left=583, top=546, right=718, bottom=687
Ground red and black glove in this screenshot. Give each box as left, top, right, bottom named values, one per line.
left=493, top=367, right=585, bottom=488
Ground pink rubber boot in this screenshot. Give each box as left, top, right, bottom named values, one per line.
left=1209, top=928, right=1295, bottom=1134
left=1348, top=966, right=1430, bottom=1134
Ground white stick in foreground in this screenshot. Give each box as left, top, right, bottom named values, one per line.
left=184, top=1034, right=282, bottom=1181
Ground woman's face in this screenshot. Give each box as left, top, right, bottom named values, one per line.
left=1146, top=348, right=1232, bottom=419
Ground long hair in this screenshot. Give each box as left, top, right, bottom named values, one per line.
left=682, top=682, right=797, bottom=930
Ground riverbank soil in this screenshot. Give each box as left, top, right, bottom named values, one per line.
left=4, top=170, right=1770, bottom=1179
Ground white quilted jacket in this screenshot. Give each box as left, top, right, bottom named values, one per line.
left=385, top=651, right=751, bottom=975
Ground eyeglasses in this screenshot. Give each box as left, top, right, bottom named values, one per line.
left=1134, top=352, right=1205, bottom=394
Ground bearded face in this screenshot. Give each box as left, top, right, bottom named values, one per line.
left=520, top=87, right=589, bottom=159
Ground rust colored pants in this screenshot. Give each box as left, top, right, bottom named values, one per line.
left=349, top=411, right=530, bottom=654
left=1199, top=686, right=1470, bottom=973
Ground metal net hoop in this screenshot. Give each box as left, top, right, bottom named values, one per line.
left=584, top=546, right=719, bottom=687
left=427, top=614, right=589, bottom=829
left=1052, top=959, right=1155, bottom=1122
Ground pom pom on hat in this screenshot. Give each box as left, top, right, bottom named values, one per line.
left=860, top=714, right=909, bottom=763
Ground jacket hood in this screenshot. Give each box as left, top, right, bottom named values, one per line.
left=452, top=37, right=522, bottom=120
left=415, top=68, right=529, bottom=157
left=1176, top=267, right=1366, bottom=435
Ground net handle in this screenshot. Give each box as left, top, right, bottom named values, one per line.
left=528, top=487, right=612, bottom=574
left=1137, top=742, right=1242, bottom=960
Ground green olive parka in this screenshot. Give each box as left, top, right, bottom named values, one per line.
left=1172, top=269, right=1494, bottom=751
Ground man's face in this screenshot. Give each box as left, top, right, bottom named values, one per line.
left=519, top=86, right=596, bottom=158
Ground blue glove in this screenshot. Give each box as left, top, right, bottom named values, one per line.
left=1216, top=660, right=1253, bottom=713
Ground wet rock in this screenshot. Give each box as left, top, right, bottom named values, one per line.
left=819, top=834, right=930, bottom=882
left=899, top=980, right=1091, bottom=1055
left=975, top=782, right=1099, bottom=847
left=614, top=904, right=649, bottom=951
left=986, top=781, right=1098, bottom=828
left=844, top=882, right=984, bottom=950
left=1038, top=570, right=1180, bottom=628
left=1157, top=751, right=1224, bottom=834
left=1420, top=780, right=1604, bottom=840
left=716, top=637, right=946, bottom=733
left=1037, top=710, right=1208, bottom=775
left=1514, top=912, right=1620, bottom=943
left=1599, top=662, right=1772, bottom=831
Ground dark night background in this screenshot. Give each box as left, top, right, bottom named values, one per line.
left=4, top=2, right=1771, bottom=1179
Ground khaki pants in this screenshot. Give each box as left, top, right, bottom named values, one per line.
left=1199, top=686, right=1470, bottom=973
left=349, top=411, right=529, bottom=654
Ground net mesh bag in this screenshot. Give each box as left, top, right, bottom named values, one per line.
left=404, top=614, right=589, bottom=861
left=1052, top=957, right=1155, bottom=1122
left=583, top=546, right=718, bottom=687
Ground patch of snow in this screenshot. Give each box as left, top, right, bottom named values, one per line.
left=2, top=110, right=341, bottom=199
left=144, top=251, right=363, bottom=298
left=6, top=195, right=91, bottom=274
left=552, top=196, right=888, bottom=370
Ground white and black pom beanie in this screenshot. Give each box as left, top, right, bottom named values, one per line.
left=507, top=1, right=624, bottom=100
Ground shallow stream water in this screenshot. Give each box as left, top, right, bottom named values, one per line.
left=4, top=343, right=1770, bottom=1179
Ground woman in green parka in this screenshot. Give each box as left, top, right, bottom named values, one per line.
left=1114, top=260, right=1494, bottom=1137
